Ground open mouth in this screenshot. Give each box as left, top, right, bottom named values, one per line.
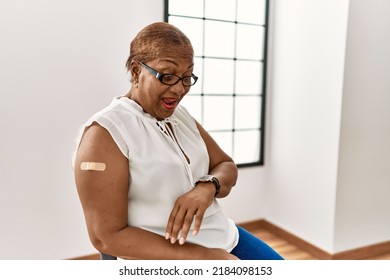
left=162, top=98, right=178, bottom=110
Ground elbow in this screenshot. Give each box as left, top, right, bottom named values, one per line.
left=88, top=227, right=123, bottom=256
left=89, top=232, right=111, bottom=255
left=229, top=160, right=238, bottom=187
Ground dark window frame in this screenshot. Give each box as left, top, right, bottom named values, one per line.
left=164, top=0, right=269, bottom=167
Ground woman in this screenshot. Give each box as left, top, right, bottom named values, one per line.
left=73, top=22, right=283, bottom=260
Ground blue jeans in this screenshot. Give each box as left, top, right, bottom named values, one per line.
left=230, top=226, right=284, bottom=260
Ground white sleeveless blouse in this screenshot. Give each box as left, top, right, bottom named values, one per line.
left=73, top=97, right=238, bottom=251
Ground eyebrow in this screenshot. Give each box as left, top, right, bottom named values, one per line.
left=159, top=59, right=194, bottom=69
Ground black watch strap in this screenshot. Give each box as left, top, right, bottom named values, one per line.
left=195, top=175, right=220, bottom=197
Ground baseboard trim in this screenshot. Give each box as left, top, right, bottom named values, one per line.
left=331, top=239, right=390, bottom=260
left=240, top=219, right=390, bottom=260
left=70, top=219, right=390, bottom=260
left=241, top=219, right=332, bottom=259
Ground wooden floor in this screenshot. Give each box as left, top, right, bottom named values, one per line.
left=252, top=227, right=390, bottom=260
left=252, top=227, right=317, bottom=260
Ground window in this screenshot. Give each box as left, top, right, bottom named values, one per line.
left=165, top=0, right=269, bottom=166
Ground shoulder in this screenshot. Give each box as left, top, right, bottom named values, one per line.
left=81, top=98, right=144, bottom=158
left=77, top=123, right=125, bottom=161
left=175, top=104, right=192, bottom=117
left=174, top=105, right=196, bottom=127
left=74, top=122, right=129, bottom=188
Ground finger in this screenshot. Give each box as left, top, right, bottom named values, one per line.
left=192, top=208, right=205, bottom=236
left=179, top=211, right=196, bottom=245
left=170, top=208, right=187, bottom=244
left=165, top=204, right=180, bottom=240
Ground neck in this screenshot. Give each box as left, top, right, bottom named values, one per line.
left=125, top=89, right=138, bottom=103
left=124, top=89, right=164, bottom=121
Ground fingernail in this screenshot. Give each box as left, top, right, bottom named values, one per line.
left=170, top=237, right=176, bottom=244
left=179, top=237, right=185, bottom=245
left=165, top=232, right=170, bottom=240
left=193, top=229, right=198, bottom=236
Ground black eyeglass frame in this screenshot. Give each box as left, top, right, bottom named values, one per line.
left=140, top=62, right=198, bottom=86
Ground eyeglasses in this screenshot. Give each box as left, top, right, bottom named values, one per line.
left=140, top=62, right=198, bottom=87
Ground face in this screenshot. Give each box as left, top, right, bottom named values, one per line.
left=129, top=46, right=194, bottom=120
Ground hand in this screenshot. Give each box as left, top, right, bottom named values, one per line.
left=165, top=183, right=215, bottom=245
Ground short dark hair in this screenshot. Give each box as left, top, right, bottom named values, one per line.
left=125, top=22, right=193, bottom=72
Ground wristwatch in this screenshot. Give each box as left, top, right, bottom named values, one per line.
left=195, top=175, right=220, bottom=197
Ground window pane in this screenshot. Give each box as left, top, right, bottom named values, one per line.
left=203, top=58, right=234, bottom=94
left=237, top=0, right=267, bottom=24
left=236, top=24, right=264, bottom=60
left=203, top=96, right=233, bottom=131
left=204, top=20, right=235, bottom=58
left=169, top=0, right=204, bottom=17
left=235, top=60, right=263, bottom=95
left=189, top=57, right=203, bottom=95
left=167, top=0, right=268, bottom=166
left=169, top=16, right=204, bottom=57
left=210, top=131, right=233, bottom=158
left=205, top=0, right=236, bottom=21
left=234, top=130, right=261, bottom=164
left=234, top=96, right=261, bottom=130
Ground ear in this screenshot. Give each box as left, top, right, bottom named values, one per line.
left=130, top=60, right=141, bottom=82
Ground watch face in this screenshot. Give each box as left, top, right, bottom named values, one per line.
left=199, top=175, right=213, bottom=181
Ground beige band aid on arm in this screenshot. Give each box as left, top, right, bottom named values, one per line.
left=80, top=162, right=106, bottom=171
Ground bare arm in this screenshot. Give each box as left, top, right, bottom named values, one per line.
left=195, top=120, right=238, bottom=198
left=74, top=123, right=237, bottom=259
left=165, top=120, right=238, bottom=245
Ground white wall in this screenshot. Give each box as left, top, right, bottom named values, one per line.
left=219, top=166, right=267, bottom=223
left=265, top=0, right=349, bottom=252
left=266, top=0, right=390, bottom=254
left=334, top=0, right=390, bottom=252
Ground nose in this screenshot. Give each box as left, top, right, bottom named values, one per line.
left=170, top=80, right=187, bottom=96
